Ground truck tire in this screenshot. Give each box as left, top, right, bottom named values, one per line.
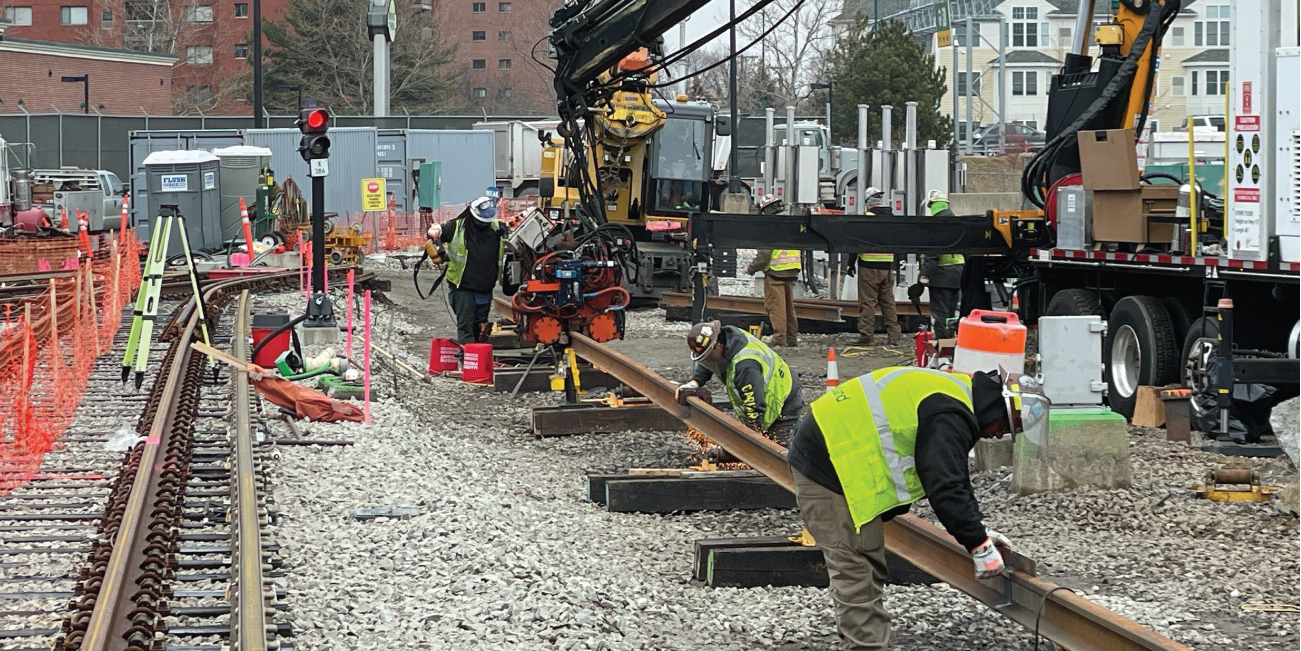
left=1181, top=316, right=1220, bottom=391
left=1161, top=296, right=1200, bottom=347
left=1045, top=288, right=1104, bottom=317
left=1106, top=296, right=1179, bottom=419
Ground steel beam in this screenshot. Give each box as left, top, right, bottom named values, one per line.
left=659, top=292, right=930, bottom=319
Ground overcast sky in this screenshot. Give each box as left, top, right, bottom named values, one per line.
left=670, top=0, right=739, bottom=51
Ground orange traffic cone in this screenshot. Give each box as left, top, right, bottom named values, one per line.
left=238, top=197, right=254, bottom=266
left=119, top=192, right=130, bottom=246
left=826, top=348, right=839, bottom=388
left=77, top=211, right=91, bottom=256
left=60, top=207, right=68, bottom=230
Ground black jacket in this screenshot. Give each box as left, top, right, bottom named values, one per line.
left=691, top=326, right=804, bottom=428
left=438, top=209, right=506, bottom=294
left=787, top=370, right=1005, bottom=552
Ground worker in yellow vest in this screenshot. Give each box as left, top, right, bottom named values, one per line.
left=919, top=190, right=963, bottom=338
left=676, top=320, right=804, bottom=442
left=745, top=249, right=801, bottom=347
left=426, top=197, right=506, bottom=343
left=847, top=252, right=900, bottom=347
left=787, top=367, right=1048, bottom=648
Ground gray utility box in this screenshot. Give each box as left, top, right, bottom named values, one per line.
left=1039, top=315, right=1107, bottom=405
left=53, top=190, right=108, bottom=231
left=1055, top=185, right=1091, bottom=250
left=213, top=145, right=273, bottom=244
left=142, top=150, right=222, bottom=256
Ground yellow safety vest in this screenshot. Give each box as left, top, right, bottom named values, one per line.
left=811, top=367, right=973, bottom=531
left=723, top=333, right=795, bottom=431
left=446, top=217, right=504, bottom=287
left=858, top=253, right=894, bottom=263
left=767, top=250, right=802, bottom=272
left=938, top=253, right=964, bottom=266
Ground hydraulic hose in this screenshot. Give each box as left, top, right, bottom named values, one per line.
left=249, top=312, right=309, bottom=364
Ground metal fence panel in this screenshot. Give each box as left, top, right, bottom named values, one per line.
left=404, top=130, right=495, bottom=206
left=246, top=127, right=377, bottom=220
left=376, top=130, right=408, bottom=212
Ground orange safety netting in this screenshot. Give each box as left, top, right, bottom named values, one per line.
left=0, top=232, right=143, bottom=495
left=342, top=196, right=539, bottom=254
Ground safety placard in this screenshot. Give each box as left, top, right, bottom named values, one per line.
left=361, top=178, right=386, bottom=211
left=160, top=174, right=188, bottom=192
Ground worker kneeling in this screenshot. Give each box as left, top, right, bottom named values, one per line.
left=676, top=321, right=804, bottom=443
left=426, top=197, right=506, bottom=344
left=787, top=367, right=1047, bottom=649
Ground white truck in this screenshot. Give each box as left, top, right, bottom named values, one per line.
left=473, top=121, right=548, bottom=197
left=2, top=138, right=126, bottom=230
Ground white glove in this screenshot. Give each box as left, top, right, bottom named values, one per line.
left=426, top=223, right=439, bottom=239
left=986, top=528, right=1012, bottom=550
left=919, top=276, right=930, bottom=285
left=675, top=379, right=699, bottom=400
left=971, top=537, right=1005, bottom=579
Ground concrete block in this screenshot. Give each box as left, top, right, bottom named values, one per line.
left=300, top=324, right=340, bottom=345
left=720, top=192, right=751, bottom=214
left=974, top=437, right=1013, bottom=471
left=1013, top=406, right=1132, bottom=495
left=948, top=192, right=1024, bottom=214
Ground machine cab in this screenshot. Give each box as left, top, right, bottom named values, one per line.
left=648, top=101, right=715, bottom=216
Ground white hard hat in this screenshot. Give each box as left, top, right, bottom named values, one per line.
left=469, top=197, right=498, bottom=223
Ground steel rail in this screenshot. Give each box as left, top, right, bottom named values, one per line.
left=230, top=289, right=269, bottom=651
left=568, top=332, right=1194, bottom=651
left=657, top=292, right=929, bottom=320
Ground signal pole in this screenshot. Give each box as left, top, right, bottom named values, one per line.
left=298, top=106, right=338, bottom=342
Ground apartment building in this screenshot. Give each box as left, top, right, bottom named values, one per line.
left=436, top=0, right=562, bottom=114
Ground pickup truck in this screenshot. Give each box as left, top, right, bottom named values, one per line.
left=37, top=169, right=127, bottom=230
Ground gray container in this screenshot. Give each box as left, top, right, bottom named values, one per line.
left=1039, top=315, right=1107, bottom=406
left=377, top=130, right=408, bottom=212
left=213, top=145, right=273, bottom=243
left=142, top=150, right=222, bottom=256
left=1056, top=186, right=1091, bottom=250
left=405, top=130, right=495, bottom=206
left=128, top=130, right=244, bottom=229
left=246, top=127, right=378, bottom=224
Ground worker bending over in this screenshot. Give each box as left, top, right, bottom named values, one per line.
left=746, top=249, right=801, bottom=347
left=676, top=321, right=804, bottom=443
left=427, top=196, right=506, bottom=344
left=919, top=190, right=963, bottom=338
left=788, top=366, right=1047, bottom=649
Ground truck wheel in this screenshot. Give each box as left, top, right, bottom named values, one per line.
left=1161, top=296, right=1200, bottom=347
left=1181, top=316, right=1220, bottom=391
left=1106, top=296, right=1179, bottom=419
left=1045, top=288, right=1104, bottom=316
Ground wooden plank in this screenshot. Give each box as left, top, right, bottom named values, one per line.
left=584, top=472, right=676, bottom=505
left=693, top=536, right=796, bottom=581
left=604, top=477, right=796, bottom=513
left=706, top=546, right=828, bottom=588
left=692, top=538, right=939, bottom=586
left=532, top=404, right=685, bottom=436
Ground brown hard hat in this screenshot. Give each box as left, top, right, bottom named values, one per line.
left=687, top=320, right=723, bottom=361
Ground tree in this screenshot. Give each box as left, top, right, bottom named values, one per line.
left=261, top=0, right=458, bottom=114
left=828, top=18, right=952, bottom=148
left=732, top=0, right=840, bottom=110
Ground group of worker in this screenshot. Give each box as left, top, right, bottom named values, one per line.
left=750, top=190, right=966, bottom=351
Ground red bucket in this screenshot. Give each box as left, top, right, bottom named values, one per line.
left=461, top=343, right=494, bottom=385
left=428, top=338, right=461, bottom=375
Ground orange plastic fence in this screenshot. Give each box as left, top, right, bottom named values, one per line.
left=342, top=197, right=538, bottom=254
left=0, top=233, right=143, bottom=495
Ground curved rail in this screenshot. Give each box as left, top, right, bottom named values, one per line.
left=230, top=289, right=269, bottom=651
left=568, top=332, right=1194, bottom=651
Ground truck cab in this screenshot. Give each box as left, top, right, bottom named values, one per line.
left=647, top=101, right=716, bottom=217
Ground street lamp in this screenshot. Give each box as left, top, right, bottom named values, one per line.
left=60, top=75, right=88, bottom=114
left=810, top=81, right=832, bottom=139
left=279, top=83, right=303, bottom=112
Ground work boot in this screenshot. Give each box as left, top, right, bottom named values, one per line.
left=856, top=334, right=875, bottom=345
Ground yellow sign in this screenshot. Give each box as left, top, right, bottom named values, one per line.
left=361, top=177, right=386, bottom=211
left=937, top=29, right=952, bottom=48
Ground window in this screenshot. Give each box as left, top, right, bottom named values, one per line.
left=184, top=5, right=213, bottom=22
left=4, top=6, right=32, bottom=25
left=1171, top=76, right=1185, bottom=96
left=234, top=42, right=248, bottom=58
left=234, top=2, right=247, bottom=17
left=471, top=1, right=484, bottom=12
left=61, top=6, right=88, bottom=24
left=953, top=21, right=980, bottom=47
left=498, top=30, right=511, bottom=40
left=1010, top=6, right=1038, bottom=47
left=471, top=30, right=485, bottom=40
left=1204, top=69, right=1227, bottom=95
left=1012, top=71, right=1038, bottom=96
left=186, top=85, right=214, bottom=104
left=1196, top=5, right=1229, bottom=46
left=1171, top=26, right=1184, bottom=46
left=1058, top=27, right=1071, bottom=44
left=186, top=45, right=213, bottom=65
left=498, top=1, right=509, bottom=10
left=498, top=58, right=510, bottom=70
left=1190, top=70, right=1198, bottom=95
left=100, top=9, right=111, bottom=27
left=472, top=87, right=487, bottom=98
left=472, top=58, right=485, bottom=69
left=501, top=87, right=512, bottom=97
left=956, top=71, right=981, bottom=97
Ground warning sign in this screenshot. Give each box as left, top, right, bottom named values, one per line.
left=1235, top=115, right=1260, bottom=132
left=361, top=178, right=386, bottom=211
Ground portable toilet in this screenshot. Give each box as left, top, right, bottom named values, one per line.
left=213, top=145, right=273, bottom=244
left=143, top=150, right=222, bottom=256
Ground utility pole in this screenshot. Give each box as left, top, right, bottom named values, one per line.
left=368, top=0, right=396, bottom=118
left=965, top=17, right=974, bottom=156
left=253, top=0, right=262, bottom=127
left=679, top=20, right=689, bottom=97
left=727, top=0, right=740, bottom=193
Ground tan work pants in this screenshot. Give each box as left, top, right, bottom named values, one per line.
left=793, top=469, right=891, bottom=650
left=763, top=276, right=798, bottom=346
left=857, top=268, right=901, bottom=344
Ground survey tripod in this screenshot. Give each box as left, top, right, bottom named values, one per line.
left=121, top=205, right=214, bottom=389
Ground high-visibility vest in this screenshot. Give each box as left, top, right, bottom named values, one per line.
left=722, top=332, right=795, bottom=431
left=858, top=253, right=894, bottom=263
left=767, top=250, right=802, bottom=272
left=446, top=218, right=504, bottom=287
left=938, top=253, right=964, bottom=266
left=811, top=367, right=973, bottom=531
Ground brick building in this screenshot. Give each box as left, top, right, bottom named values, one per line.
left=1, top=0, right=287, bottom=114
left=436, top=0, right=561, bottom=114
left=0, top=17, right=174, bottom=114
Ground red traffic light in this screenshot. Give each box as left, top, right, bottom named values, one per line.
left=298, top=108, right=330, bottom=134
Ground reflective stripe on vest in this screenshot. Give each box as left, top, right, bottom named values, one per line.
left=446, top=218, right=504, bottom=287
left=858, top=253, right=894, bottom=263
left=811, top=367, right=973, bottom=531
left=723, top=333, right=794, bottom=431
left=767, top=250, right=801, bottom=272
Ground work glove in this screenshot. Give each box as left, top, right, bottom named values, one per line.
left=426, top=223, right=439, bottom=239
left=675, top=380, right=699, bottom=402
left=844, top=261, right=857, bottom=277
left=986, top=528, right=1012, bottom=551
left=919, top=275, right=930, bottom=285
left=971, top=537, right=1006, bottom=580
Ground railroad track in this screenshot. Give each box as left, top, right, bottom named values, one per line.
left=568, top=332, right=1196, bottom=651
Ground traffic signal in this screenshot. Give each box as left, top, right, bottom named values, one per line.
left=296, top=107, right=331, bottom=162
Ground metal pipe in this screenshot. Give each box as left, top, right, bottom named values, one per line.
left=998, top=21, right=1008, bottom=149
left=253, top=0, right=263, bottom=127
left=880, top=105, right=893, bottom=213
left=905, top=101, right=917, bottom=216
left=763, top=107, right=775, bottom=197
left=965, top=18, right=974, bottom=156
left=1072, top=0, right=1097, bottom=56
left=784, top=105, right=796, bottom=209
left=856, top=104, right=868, bottom=215
left=952, top=33, right=959, bottom=149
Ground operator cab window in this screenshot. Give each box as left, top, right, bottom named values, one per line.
left=652, top=119, right=707, bottom=214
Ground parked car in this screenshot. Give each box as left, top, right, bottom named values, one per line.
left=1173, top=114, right=1226, bottom=132
left=966, top=123, right=1045, bottom=155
